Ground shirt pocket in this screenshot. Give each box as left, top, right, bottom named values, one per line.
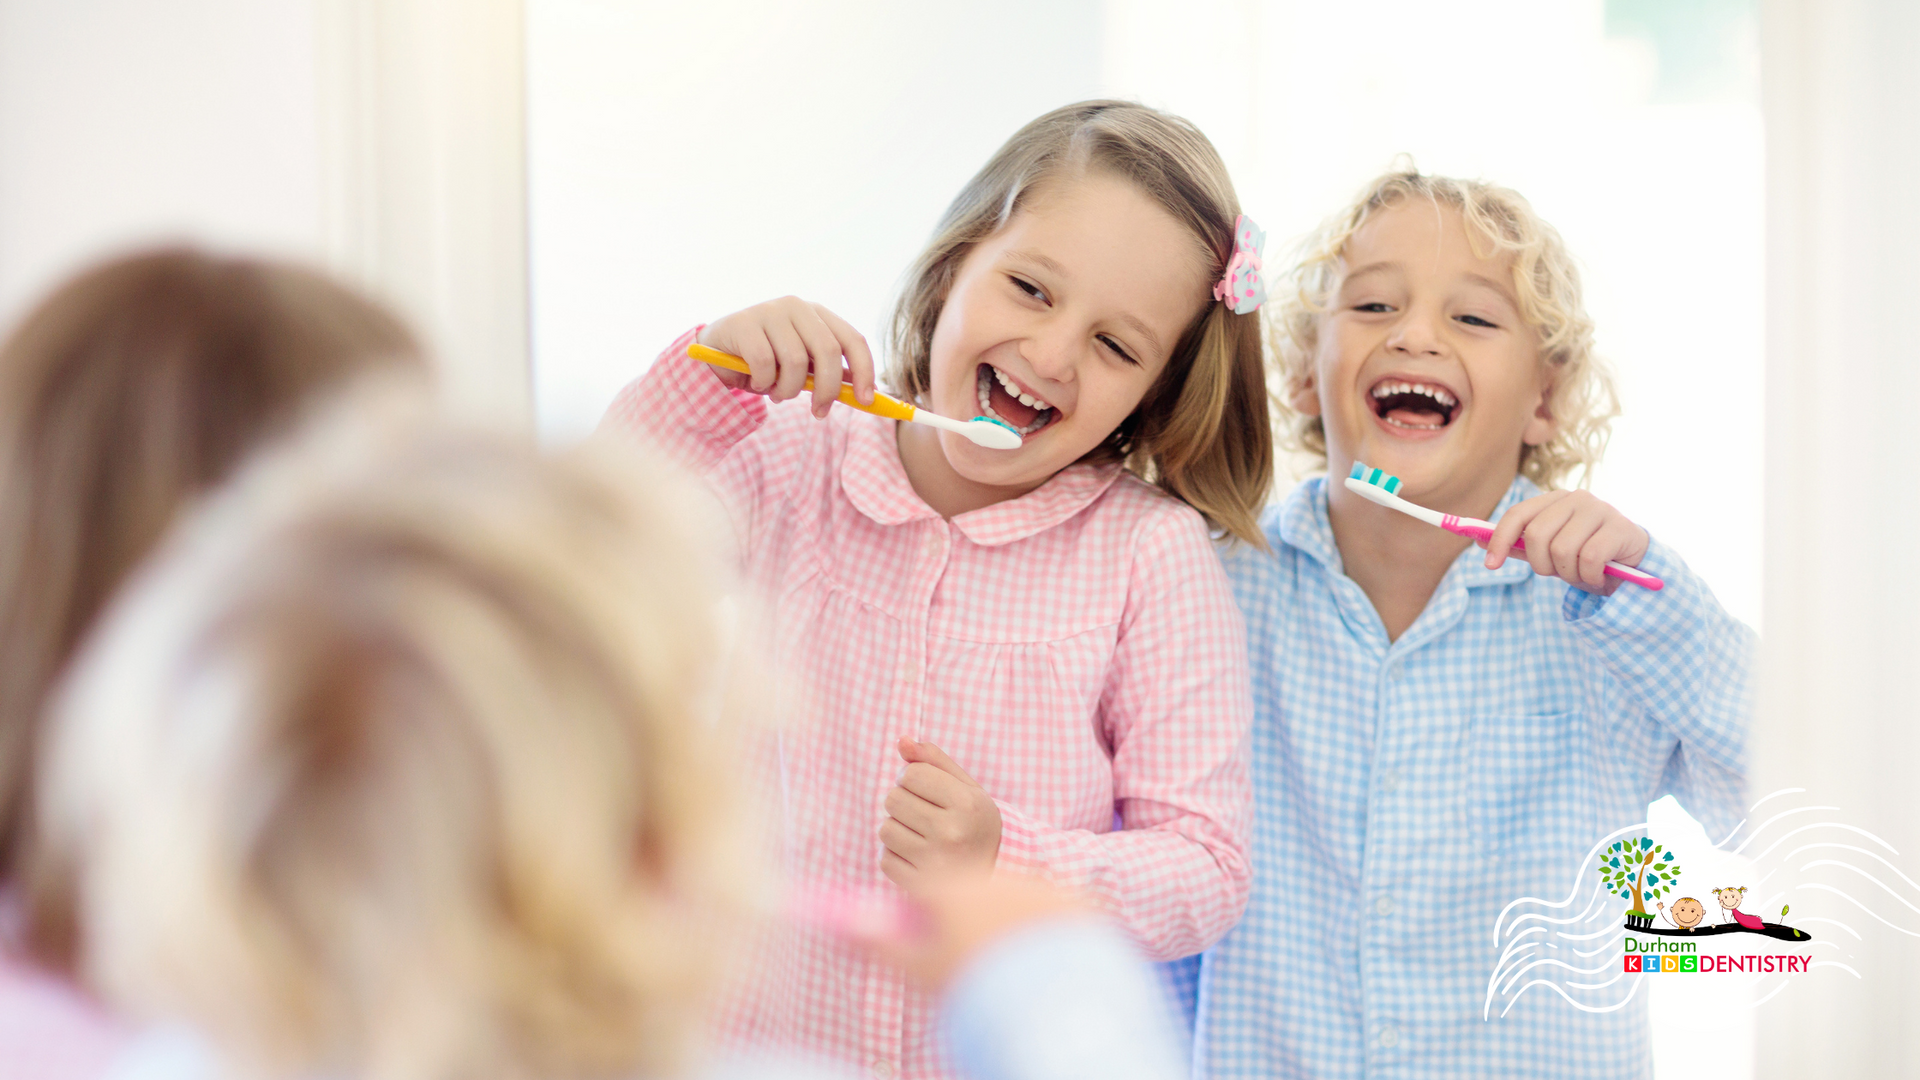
left=1469, top=710, right=1581, bottom=851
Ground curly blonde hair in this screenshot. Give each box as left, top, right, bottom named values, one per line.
left=1270, top=167, right=1619, bottom=489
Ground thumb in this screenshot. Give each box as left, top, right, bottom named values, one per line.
left=899, top=738, right=978, bottom=786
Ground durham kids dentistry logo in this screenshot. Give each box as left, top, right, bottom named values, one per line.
left=1483, top=789, right=1920, bottom=1019
left=1597, top=835, right=1812, bottom=976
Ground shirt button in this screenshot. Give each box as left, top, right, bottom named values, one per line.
left=1375, top=895, right=1395, bottom=916
left=871, top=1061, right=896, bottom=1079
left=897, top=661, right=917, bottom=683
left=1384, top=661, right=1404, bottom=681
left=1378, top=770, right=1400, bottom=793
left=1378, top=1025, right=1400, bottom=1048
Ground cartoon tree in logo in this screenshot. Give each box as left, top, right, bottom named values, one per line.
left=1597, top=836, right=1681, bottom=928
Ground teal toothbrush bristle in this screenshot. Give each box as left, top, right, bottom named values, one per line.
left=975, top=416, right=1018, bottom=434
left=1348, top=461, right=1401, bottom=494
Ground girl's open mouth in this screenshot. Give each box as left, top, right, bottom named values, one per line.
left=1369, top=378, right=1459, bottom=430
left=977, top=364, right=1059, bottom=436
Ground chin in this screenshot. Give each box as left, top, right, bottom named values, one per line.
left=941, top=430, right=1078, bottom=491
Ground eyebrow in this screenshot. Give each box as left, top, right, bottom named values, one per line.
left=1006, top=249, right=1069, bottom=278
left=1118, top=313, right=1165, bottom=356
left=1004, top=249, right=1167, bottom=357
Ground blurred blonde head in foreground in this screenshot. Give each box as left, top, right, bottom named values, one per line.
left=0, top=247, right=426, bottom=946
left=36, top=406, right=754, bottom=1080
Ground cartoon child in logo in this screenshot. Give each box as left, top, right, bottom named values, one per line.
left=1656, top=896, right=1707, bottom=932
left=1714, top=885, right=1766, bottom=930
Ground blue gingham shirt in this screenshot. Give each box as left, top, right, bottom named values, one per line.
left=1164, top=475, right=1753, bottom=1079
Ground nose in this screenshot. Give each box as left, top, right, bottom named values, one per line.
left=1385, top=303, right=1445, bottom=358
left=1022, top=322, right=1081, bottom=384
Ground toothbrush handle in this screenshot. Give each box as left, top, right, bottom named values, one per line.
left=1440, top=515, right=1665, bottom=591
left=785, top=883, right=923, bottom=942
left=689, top=343, right=915, bottom=423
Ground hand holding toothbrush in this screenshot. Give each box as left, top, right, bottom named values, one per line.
left=693, top=298, right=1022, bottom=449
left=1345, top=463, right=1661, bottom=592
left=699, top=296, right=877, bottom=418
left=1480, top=489, right=1651, bottom=596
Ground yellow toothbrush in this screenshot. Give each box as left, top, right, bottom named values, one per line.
left=687, top=343, right=1022, bottom=450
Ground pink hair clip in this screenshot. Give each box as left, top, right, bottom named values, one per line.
left=1213, top=214, right=1267, bottom=315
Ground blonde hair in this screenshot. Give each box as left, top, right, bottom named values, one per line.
left=889, top=100, right=1273, bottom=545
left=0, top=247, right=425, bottom=904
left=1270, top=168, right=1619, bottom=489
left=37, top=412, right=752, bottom=1080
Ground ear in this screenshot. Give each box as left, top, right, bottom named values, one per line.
left=1521, top=377, right=1556, bottom=447
left=1288, top=371, right=1323, bottom=418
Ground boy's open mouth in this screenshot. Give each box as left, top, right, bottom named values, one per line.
left=1369, top=378, right=1459, bottom=430
left=977, top=364, right=1059, bottom=436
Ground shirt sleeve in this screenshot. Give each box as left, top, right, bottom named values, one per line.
left=991, top=510, right=1255, bottom=962
left=1560, top=534, right=1754, bottom=841
left=942, top=917, right=1190, bottom=1080
left=598, top=327, right=804, bottom=546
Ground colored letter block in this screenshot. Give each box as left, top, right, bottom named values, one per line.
left=1679, top=955, right=1698, bottom=973
left=1625, top=955, right=1642, bottom=972
left=1661, top=956, right=1679, bottom=973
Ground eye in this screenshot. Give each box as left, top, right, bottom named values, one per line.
left=1457, top=313, right=1498, bottom=328
left=1353, top=302, right=1393, bottom=314
left=1097, top=334, right=1139, bottom=366
left=1009, top=275, right=1048, bottom=304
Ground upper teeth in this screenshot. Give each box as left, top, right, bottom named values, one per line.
left=976, top=366, right=1056, bottom=435
left=1371, top=380, right=1457, bottom=407
left=986, top=366, right=1052, bottom=411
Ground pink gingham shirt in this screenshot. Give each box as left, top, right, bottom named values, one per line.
left=602, top=330, right=1252, bottom=1079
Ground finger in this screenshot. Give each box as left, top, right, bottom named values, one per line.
left=1549, top=506, right=1608, bottom=589
left=765, top=310, right=813, bottom=403
left=884, top=785, right=941, bottom=836
left=900, top=739, right=979, bottom=787
left=794, top=307, right=848, bottom=418
left=1571, top=509, right=1635, bottom=592
left=898, top=762, right=964, bottom=810
left=1518, top=500, right=1577, bottom=578
left=730, top=327, right=778, bottom=394
left=1582, top=518, right=1642, bottom=594
left=1484, top=492, right=1557, bottom=568
left=880, top=817, right=927, bottom=860
left=815, top=304, right=876, bottom=406
left=880, top=850, right=916, bottom=890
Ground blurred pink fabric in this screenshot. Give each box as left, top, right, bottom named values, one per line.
left=0, top=893, right=130, bottom=1080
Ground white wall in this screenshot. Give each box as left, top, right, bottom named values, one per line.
left=1757, top=0, right=1920, bottom=1072
left=0, top=0, right=531, bottom=426
left=524, top=0, right=1102, bottom=441
left=0, top=0, right=325, bottom=324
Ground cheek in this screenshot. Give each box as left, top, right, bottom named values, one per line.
left=1086, top=365, right=1161, bottom=426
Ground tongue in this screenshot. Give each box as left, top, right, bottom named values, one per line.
left=989, top=375, right=1041, bottom=428
left=1384, top=405, right=1445, bottom=428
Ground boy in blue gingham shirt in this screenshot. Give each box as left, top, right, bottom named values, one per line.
left=1169, top=172, right=1753, bottom=1079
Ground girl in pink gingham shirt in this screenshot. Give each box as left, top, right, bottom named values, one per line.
left=603, top=101, right=1272, bottom=1080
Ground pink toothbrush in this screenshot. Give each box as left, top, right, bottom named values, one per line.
left=1343, top=462, right=1663, bottom=591
left=785, top=884, right=925, bottom=942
